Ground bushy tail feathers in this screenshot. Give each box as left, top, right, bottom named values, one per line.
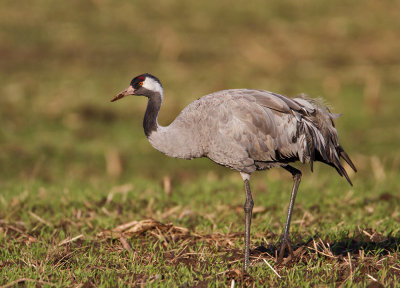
left=336, top=145, right=357, bottom=184
left=294, top=96, right=357, bottom=185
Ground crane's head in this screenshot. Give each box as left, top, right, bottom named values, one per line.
left=111, top=73, right=163, bottom=102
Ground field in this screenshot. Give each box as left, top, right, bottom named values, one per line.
left=1, top=0, right=400, bottom=287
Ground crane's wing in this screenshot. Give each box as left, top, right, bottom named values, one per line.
left=209, top=89, right=306, bottom=161
left=194, top=89, right=356, bottom=183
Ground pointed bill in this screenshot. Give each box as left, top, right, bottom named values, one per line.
left=111, top=86, right=135, bottom=102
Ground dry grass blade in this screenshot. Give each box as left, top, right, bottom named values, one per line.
left=112, top=220, right=139, bottom=232
left=348, top=252, right=353, bottom=282
left=281, top=246, right=307, bottom=265
left=107, top=184, right=133, bottom=203
left=0, top=278, right=56, bottom=288
left=252, top=206, right=265, bottom=215
left=105, top=148, right=122, bottom=178
left=5, top=224, right=37, bottom=243
left=124, top=219, right=189, bottom=237
left=367, top=274, right=378, bottom=282
left=29, top=211, right=52, bottom=227
left=163, top=176, right=172, bottom=196
left=58, top=234, right=85, bottom=247
left=371, top=156, right=386, bottom=181
left=119, top=235, right=133, bottom=252
left=159, top=206, right=180, bottom=219
left=97, top=219, right=191, bottom=242
left=263, top=259, right=281, bottom=278
left=125, top=219, right=164, bottom=234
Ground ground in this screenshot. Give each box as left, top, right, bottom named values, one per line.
left=1, top=0, right=400, bottom=287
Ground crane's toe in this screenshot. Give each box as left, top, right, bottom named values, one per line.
left=277, top=234, right=294, bottom=263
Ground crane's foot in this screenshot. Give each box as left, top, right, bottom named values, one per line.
left=277, top=234, right=294, bottom=264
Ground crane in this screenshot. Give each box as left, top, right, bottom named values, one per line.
left=111, top=73, right=356, bottom=270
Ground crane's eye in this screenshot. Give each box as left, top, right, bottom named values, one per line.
left=138, top=82, right=143, bottom=86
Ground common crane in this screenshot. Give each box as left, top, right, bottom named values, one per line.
left=111, top=73, right=356, bottom=270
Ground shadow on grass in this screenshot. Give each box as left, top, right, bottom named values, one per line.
left=254, top=230, right=400, bottom=260
left=328, top=235, right=400, bottom=256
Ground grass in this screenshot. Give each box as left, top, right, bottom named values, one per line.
left=1, top=174, right=399, bottom=286
left=1, top=0, right=400, bottom=286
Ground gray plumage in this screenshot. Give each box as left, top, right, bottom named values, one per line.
left=148, top=88, right=355, bottom=182
left=111, top=73, right=356, bottom=270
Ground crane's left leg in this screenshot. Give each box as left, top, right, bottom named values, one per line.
left=278, top=165, right=302, bottom=263
left=241, top=172, right=254, bottom=271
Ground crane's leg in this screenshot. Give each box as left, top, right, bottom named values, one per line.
left=278, top=165, right=302, bottom=263
left=241, top=172, right=254, bottom=271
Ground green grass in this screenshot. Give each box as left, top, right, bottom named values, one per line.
left=1, top=173, right=399, bottom=286
left=1, top=0, right=400, bottom=286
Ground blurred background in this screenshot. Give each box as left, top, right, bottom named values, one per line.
left=1, top=0, right=399, bottom=187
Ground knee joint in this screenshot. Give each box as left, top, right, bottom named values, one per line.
left=293, top=171, right=302, bottom=180
left=243, top=199, right=254, bottom=212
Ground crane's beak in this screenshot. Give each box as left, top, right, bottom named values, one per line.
left=111, top=86, right=135, bottom=102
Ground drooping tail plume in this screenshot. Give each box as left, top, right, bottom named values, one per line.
left=294, top=96, right=357, bottom=185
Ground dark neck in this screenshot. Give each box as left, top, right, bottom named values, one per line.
left=143, top=93, right=162, bottom=137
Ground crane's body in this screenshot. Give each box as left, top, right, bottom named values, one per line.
left=111, top=73, right=356, bottom=270
left=147, top=88, right=353, bottom=181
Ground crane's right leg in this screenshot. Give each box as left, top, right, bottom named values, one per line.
left=241, top=172, right=254, bottom=271
left=278, top=165, right=302, bottom=263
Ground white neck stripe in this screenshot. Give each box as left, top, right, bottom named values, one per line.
left=143, top=77, right=163, bottom=99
